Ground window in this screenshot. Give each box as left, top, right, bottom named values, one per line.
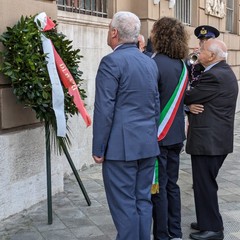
left=57, top=0, right=108, bottom=18
left=174, top=0, right=192, bottom=25
left=226, top=0, right=234, bottom=32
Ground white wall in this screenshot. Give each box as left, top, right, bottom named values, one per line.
left=0, top=127, right=64, bottom=220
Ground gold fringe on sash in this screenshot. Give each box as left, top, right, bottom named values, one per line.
left=151, top=184, right=159, bottom=194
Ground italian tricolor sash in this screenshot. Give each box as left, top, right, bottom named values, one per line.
left=157, top=60, right=188, bottom=141
left=151, top=60, right=188, bottom=194
left=151, top=160, right=159, bottom=194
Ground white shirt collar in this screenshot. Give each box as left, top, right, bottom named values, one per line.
left=204, top=61, right=220, bottom=72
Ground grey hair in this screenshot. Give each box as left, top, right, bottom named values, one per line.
left=208, top=41, right=228, bottom=59
left=111, top=11, right=141, bottom=43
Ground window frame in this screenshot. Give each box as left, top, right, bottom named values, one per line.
left=174, top=0, right=192, bottom=26
left=57, top=0, right=108, bottom=18
left=226, top=0, right=238, bottom=33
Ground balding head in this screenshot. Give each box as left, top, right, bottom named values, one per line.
left=206, top=38, right=227, bottom=58
left=199, top=38, right=228, bottom=67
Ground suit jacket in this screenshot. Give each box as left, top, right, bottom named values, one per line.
left=153, top=54, right=187, bottom=146
left=92, top=43, right=160, bottom=161
left=184, top=60, right=238, bottom=155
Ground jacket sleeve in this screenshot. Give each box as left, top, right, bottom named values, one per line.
left=184, top=71, right=219, bottom=105
left=92, top=55, right=119, bottom=157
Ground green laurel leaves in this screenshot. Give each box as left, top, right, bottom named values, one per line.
left=0, top=14, right=87, bottom=154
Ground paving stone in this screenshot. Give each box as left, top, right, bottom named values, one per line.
left=69, top=225, right=105, bottom=238
left=41, top=229, right=78, bottom=240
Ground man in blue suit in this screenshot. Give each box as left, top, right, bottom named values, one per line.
left=92, top=11, right=160, bottom=240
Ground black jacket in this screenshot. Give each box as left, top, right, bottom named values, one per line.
left=185, top=60, right=238, bottom=155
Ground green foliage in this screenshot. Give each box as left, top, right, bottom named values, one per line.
left=0, top=15, right=87, bottom=154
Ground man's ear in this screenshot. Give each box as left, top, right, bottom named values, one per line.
left=111, top=28, right=118, bottom=39
left=210, top=52, right=215, bottom=61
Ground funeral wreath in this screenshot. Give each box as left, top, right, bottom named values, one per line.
left=0, top=14, right=87, bottom=153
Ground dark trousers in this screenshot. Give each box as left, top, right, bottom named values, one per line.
left=152, top=143, right=183, bottom=240
left=191, top=154, right=227, bottom=231
left=103, top=157, right=155, bottom=240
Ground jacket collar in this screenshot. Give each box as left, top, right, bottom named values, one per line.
left=204, top=60, right=226, bottom=72
left=114, top=43, right=137, bottom=51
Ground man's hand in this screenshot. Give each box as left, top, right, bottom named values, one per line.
left=93, top=155, right=104, bottom=164
left=189, top=104, right=204, bottom=114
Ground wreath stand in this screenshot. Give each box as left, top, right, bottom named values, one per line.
left=45, top=121, right=91, bottom=224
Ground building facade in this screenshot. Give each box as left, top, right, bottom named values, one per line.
left=0, top=0, right=239, bottom=220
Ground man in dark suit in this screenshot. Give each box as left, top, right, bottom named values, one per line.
left=185, top=38, right=238, bottom=240
left=92, top=11, right=160, bottom=240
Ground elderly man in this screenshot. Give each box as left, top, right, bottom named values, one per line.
left=185, top=39, right=238, bottom=240
left=92, top=11, right=160, bottom=240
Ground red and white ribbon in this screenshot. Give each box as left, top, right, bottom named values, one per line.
left=35, top=12, right=66, bottom=137
left=34, top=12, right=91, bottom=137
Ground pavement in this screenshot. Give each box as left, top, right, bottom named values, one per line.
left=1, top=113, right=240, bottom=240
